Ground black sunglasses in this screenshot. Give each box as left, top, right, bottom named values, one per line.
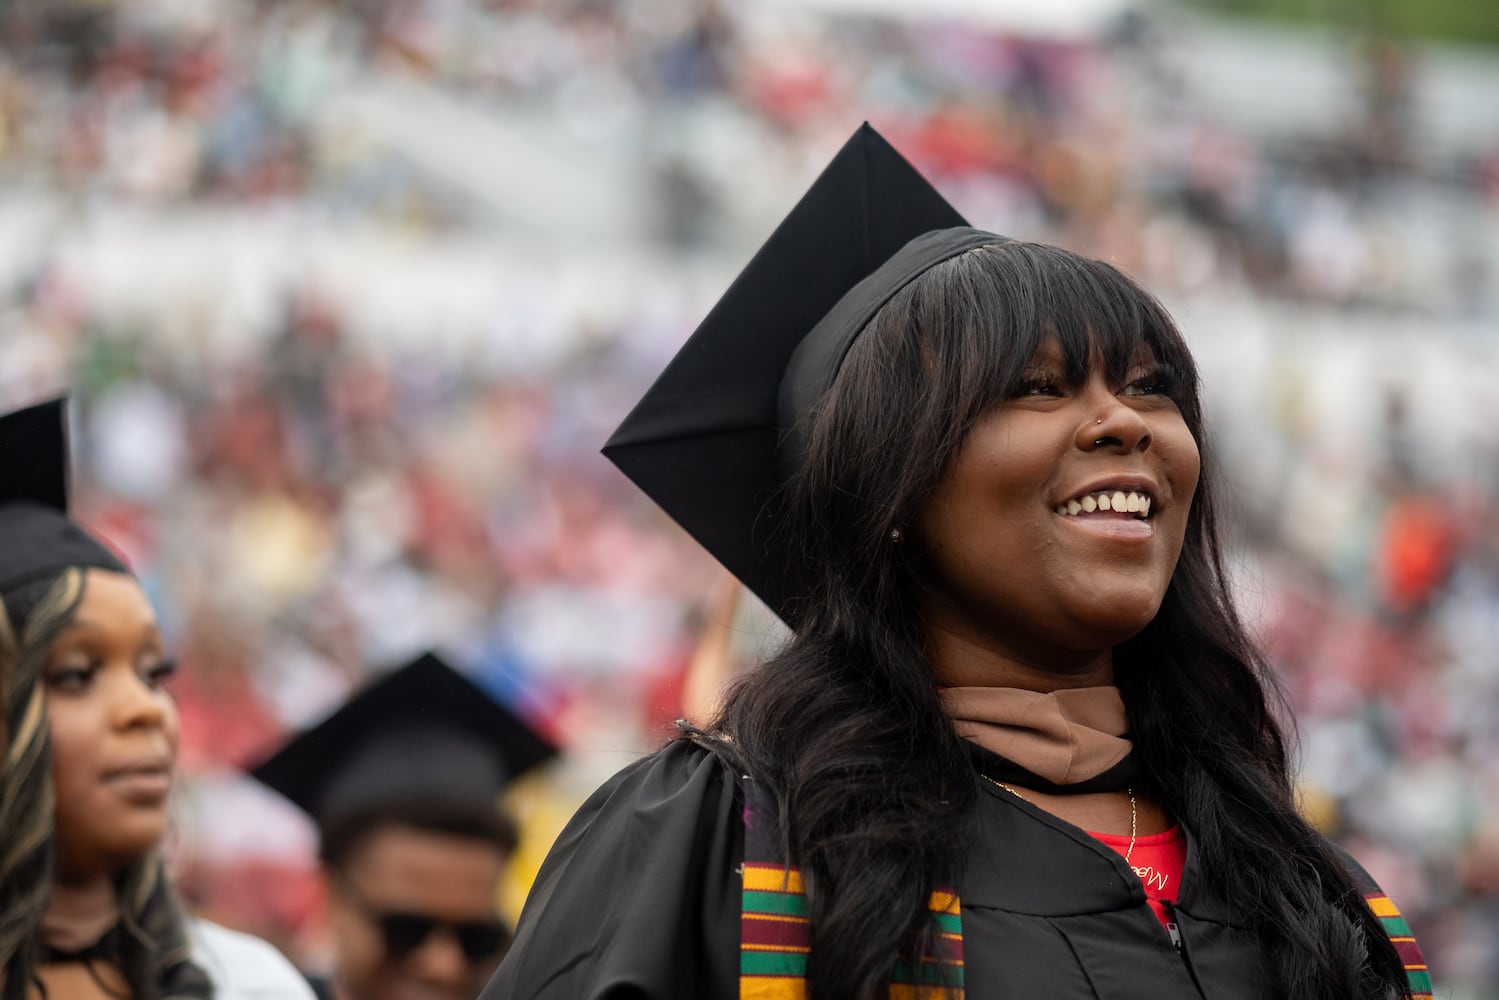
left=341, top=883, right=510, bottom=962
left=373, top=911, right=509, bottom=962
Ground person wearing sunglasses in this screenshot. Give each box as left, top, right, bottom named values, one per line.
left=250, top=653, right=556, bottom=1000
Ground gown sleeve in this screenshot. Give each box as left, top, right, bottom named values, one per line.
left=481, top=738, right=744, bottom=1000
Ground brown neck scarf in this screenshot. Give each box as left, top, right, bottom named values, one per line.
left=941, top=686, right=1133, bottom=791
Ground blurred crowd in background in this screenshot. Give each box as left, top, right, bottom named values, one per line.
left=0, top=0, right=1496, bottom=995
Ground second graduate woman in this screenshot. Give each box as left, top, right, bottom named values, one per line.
left=484, top=127, right=1430, bottom=1000
left=0, top=399, right=315, bottom=1000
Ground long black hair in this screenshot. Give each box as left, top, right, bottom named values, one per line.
left=0, top=569, right=212, bottom=1000
left=0, top=567, right=64, bottom=1000
left=700, top=241, right=1410, bottom=999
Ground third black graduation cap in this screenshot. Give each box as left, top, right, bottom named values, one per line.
left=0, top=397, right=128, bottom=594
left=603, top=124, right=1004, bottom=619
left=248, top=652, right=558, bottom=832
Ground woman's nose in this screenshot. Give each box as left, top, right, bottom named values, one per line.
left=111, top=669, right=168, bottom=731
left=1075, top=386, right=1152, bottom=454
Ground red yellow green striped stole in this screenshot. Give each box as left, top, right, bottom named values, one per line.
left=736, top=773, right=1422, bottom=998
left=1365, top=892, right=1433, bottom=999
left=738, top=776, right=962, bottom=998
left=740, top=880, right=1427, bottom=998
left=739, top=862, right=964, bottom=999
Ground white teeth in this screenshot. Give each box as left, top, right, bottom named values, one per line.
left=1056, top=490, right=1154, bottom=519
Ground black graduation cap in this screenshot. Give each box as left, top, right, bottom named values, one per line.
left=248, top=652, right=558, bottom=832
left=603, top=123, right=1002, bottom=619
left=0, top=397, right=128, bottom=594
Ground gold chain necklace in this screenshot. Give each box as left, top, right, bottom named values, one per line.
left=982, top=774, right=1137, bottom=864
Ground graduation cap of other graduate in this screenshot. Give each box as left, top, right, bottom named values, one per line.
left=603, top=123, right=1003, bottom=620
left=0, top=396, right=128, bottom=594
left=248, top=652, right=558, bottom=835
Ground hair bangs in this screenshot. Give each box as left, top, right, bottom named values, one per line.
left=934, top=243, right=1202, bottom=436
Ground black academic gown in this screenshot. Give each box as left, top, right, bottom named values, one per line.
left=483, top=740, right=1290, bottom=998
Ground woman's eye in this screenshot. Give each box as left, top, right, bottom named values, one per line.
left=1017, top=373, right=1063, bottom=397
left=1122, top=368, right=1176, bottom=397
left=48, top=665, right=96, bottom=692
left=143, top=659, right=179, bottom=688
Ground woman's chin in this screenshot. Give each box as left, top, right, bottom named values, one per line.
left=110, top=823, right=168, bottom=862
left=59, top=824, right=168, bottom=877
left=1068, top=600, right=1164, bottom=650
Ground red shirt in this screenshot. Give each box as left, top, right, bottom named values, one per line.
left=1091, top=825, right=1187, bottom=928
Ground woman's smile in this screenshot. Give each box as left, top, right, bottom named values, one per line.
left=1052, top=475, right=1162, bottom=540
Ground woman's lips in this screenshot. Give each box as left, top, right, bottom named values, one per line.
left=103, top=759, right=174, bottom=804
left=1056, top=511, right=1155, bottom=540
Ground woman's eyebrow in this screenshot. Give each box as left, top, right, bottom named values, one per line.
left=57, top=616, right=162, bottom=642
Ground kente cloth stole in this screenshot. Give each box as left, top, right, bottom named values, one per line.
left=1365, top=892, right=1434, bottom=999
left=735, top=781, right=1424, bottom=999
left=738, top=779, right=964, bottom=1000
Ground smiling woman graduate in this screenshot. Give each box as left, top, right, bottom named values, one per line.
left=482, top=126, right=1431, bottom=1000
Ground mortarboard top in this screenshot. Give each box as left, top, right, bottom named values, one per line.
left=0, top=397, right=69, bottom=512
left=0, top=397, right=128, bottom=594
left=603, top=123, right=1004, bottom=620
left=248, top=652, right=558, bottom=832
